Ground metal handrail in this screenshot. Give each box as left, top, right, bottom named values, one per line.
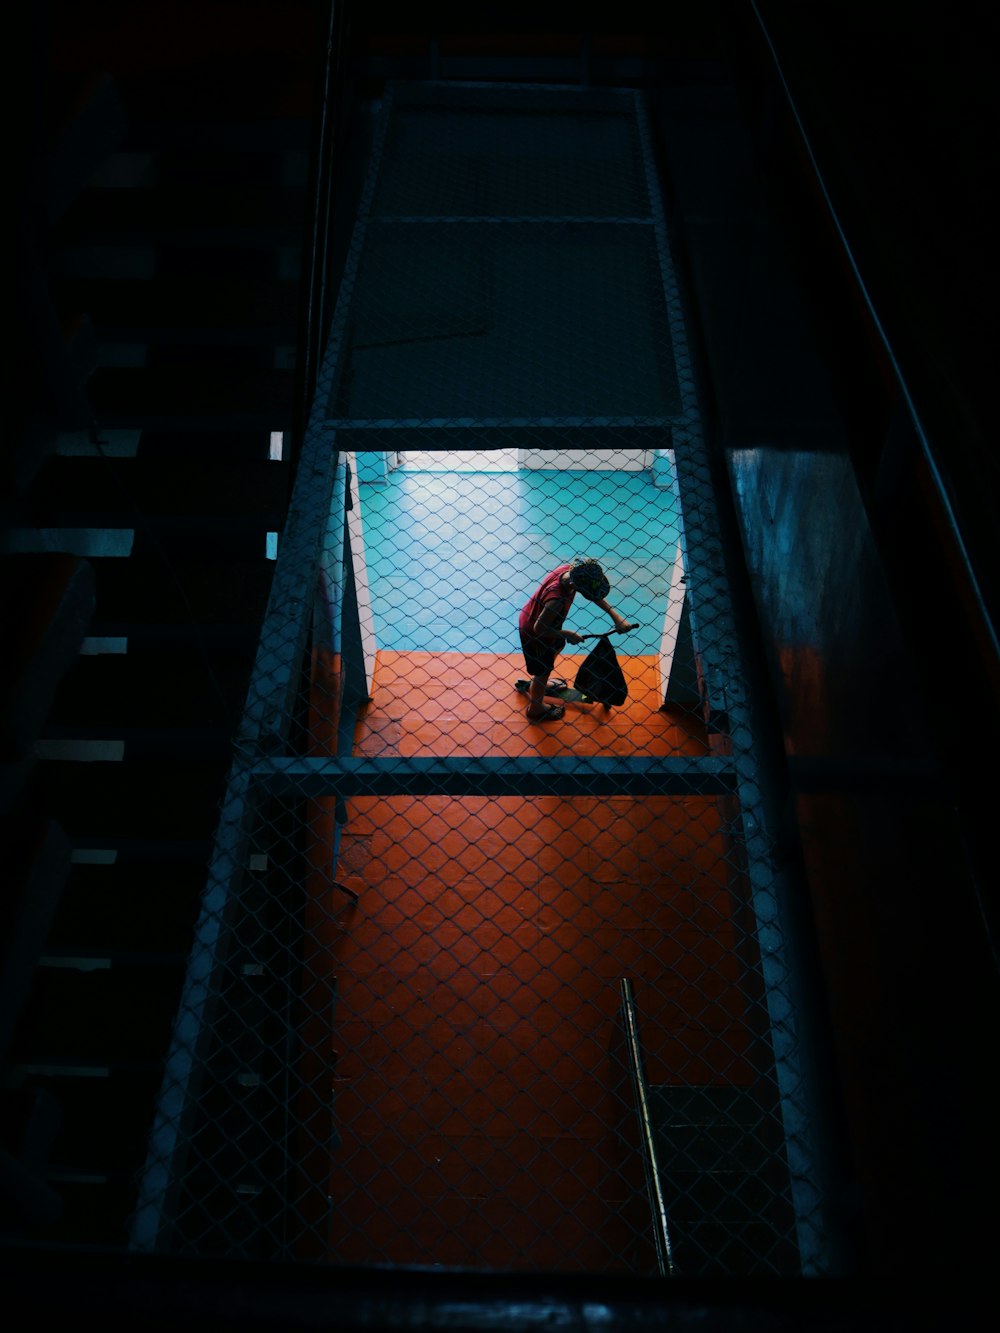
left=618, top=979, right=675, bottom=1277
left=293, top=0, right=352, bottom=471
left=747, top=0, right=1000, bottom=674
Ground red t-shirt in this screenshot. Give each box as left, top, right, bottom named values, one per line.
left=519, top=564, right=575, bottom=637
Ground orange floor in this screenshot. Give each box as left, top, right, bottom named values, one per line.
left=350, top=650, right=708, bottom=757
left=313, top=652, right=760, bottom=1269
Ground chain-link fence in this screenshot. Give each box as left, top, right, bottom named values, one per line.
left=130, top=82, right=828, bottom=1275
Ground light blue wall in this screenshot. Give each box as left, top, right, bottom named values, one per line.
left=355, top=450, right=391, bottom=484
left=356, top=466, right=680, bottom=655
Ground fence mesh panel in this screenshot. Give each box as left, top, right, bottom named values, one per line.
left=130, top=83, right=827, bottom=1277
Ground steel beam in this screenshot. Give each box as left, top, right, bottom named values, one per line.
left=251, top=754, right=736, bottom=799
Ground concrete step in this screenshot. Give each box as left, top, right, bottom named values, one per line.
left=133, top=430, right=279, bottom=461
left=0, top=554, right=96, bottom=761
left=46, top=859, right=206, bottom=957
left=85, top=365, right=295, bottom=429
left=37, top=1175, right=138, bottom=1247
left=39, top=757, right=230, bottom=844
left=54, top=185, right=308, bottom=247
left=46, top=648, right=251, bottom=735
left=19, top=1068, right=163, bottom=1178
left=54, top=276, right=300, bottom=343
left=86, top=553, right=273, bottom=639
left=8, top=959, right=186, bottom=1066
left=26, top=456, right=289, bottom=526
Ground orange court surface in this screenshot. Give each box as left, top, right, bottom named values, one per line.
left=306, top=651, right=762, bottom=1268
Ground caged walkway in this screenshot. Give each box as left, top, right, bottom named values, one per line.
left=297, top=81, right=804, bottom=1275
left=131, top=79, right=817, bottom=1276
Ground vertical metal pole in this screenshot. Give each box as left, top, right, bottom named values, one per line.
left=619, top=979, right=675, bottom=1276
left=632, top=89, right=830, bottom=1273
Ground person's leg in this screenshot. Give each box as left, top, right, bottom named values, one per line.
left=526, top=673, right=563, bottom=719
left=527, top=672, right=550, bottom=714
left=521, top=634, right=564, bottom=719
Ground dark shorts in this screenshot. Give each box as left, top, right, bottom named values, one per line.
left=520, top=630, right=557, bottom=678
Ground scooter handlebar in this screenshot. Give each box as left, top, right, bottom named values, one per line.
left=576, top=623, right=642, bottom=642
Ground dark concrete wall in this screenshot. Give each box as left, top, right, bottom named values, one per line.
left=649, top=12, right=1000, bottom=1273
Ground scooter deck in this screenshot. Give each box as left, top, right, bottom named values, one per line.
left=515, top=679, right=590, bottom=704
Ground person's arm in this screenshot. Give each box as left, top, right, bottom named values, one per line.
left=592, top=596, right=636, bottom=632
left=533, top=600, right=583, bottom=645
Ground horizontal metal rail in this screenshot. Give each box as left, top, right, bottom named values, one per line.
left=326, top=416, right=675, bottom=431
left=374, top=215, right=655, bottom=225
left=251, top=754, right=737, bottom=799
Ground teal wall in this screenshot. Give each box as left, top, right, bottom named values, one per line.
left=356, top=464, right=679, bottom=655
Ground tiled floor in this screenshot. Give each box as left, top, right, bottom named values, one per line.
left=315, top=652, right=758, bottom=1270
left=351, top=650, right=703, bottom=757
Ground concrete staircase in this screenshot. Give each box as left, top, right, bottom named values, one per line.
left=1, top=0, right=329, bottom=1245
